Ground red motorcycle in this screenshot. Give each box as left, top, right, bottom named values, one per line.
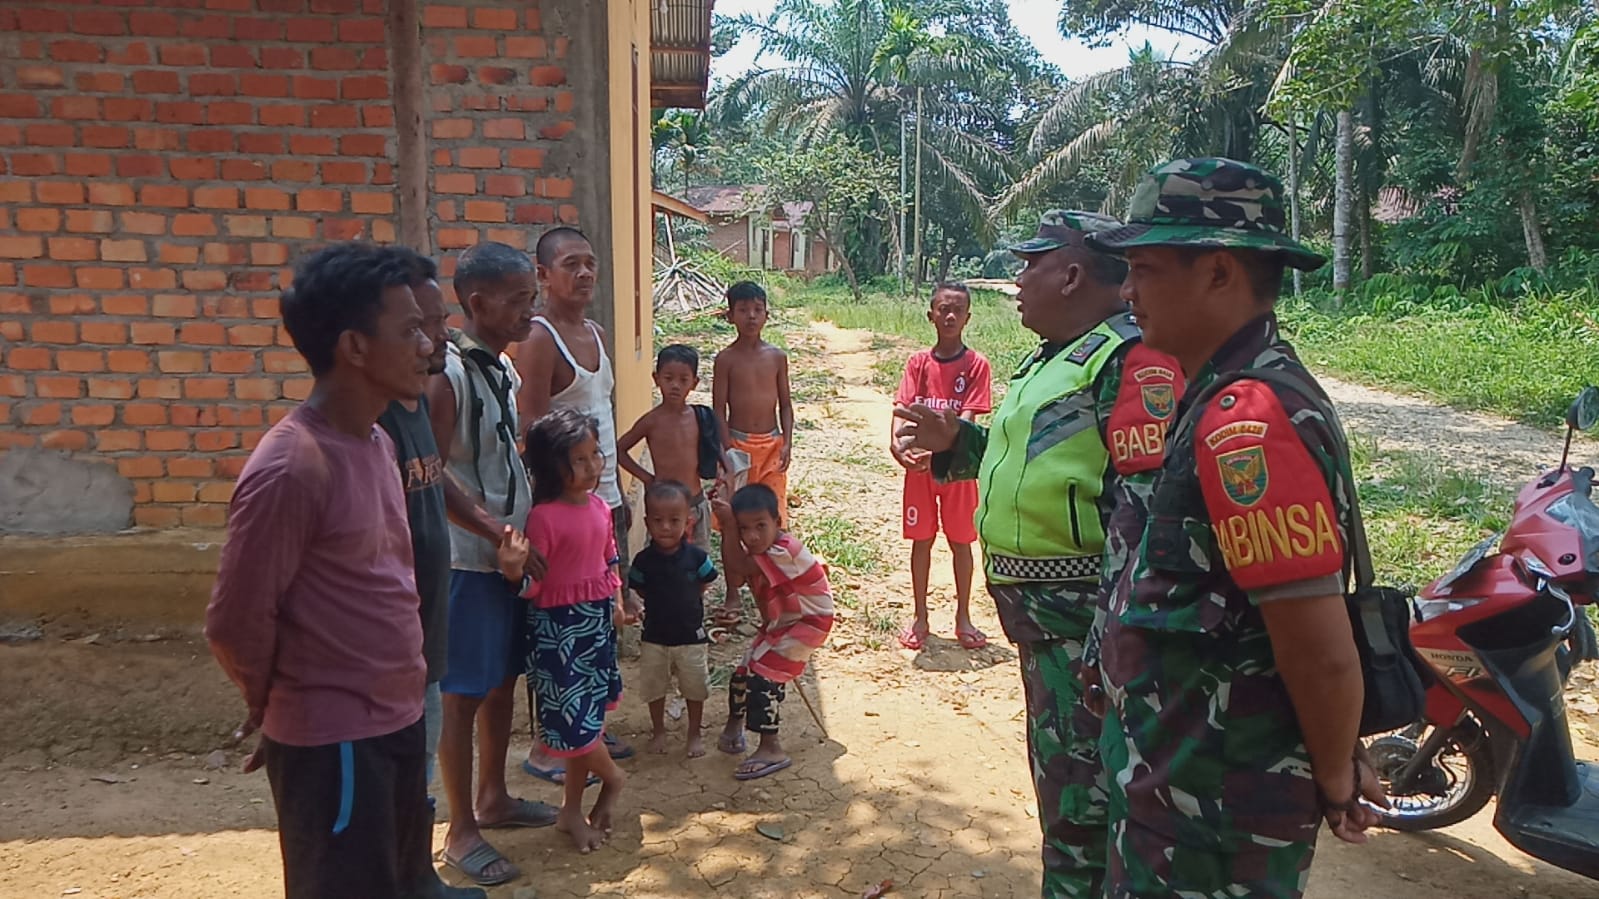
left=1365, top=386, right=1599, bottom=879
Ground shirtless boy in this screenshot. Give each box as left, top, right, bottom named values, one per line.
left=711, top=281, right=793, bottom=524
left=616, top=344, right=733, bottom=549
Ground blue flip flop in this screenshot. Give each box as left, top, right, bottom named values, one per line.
left=521, top=759, right=599, bottom=787
left=478, top=797, right=558, bottom=829
left=604, top=732, right=635, bottom=760
left=733, top=756, right=793, bottom=781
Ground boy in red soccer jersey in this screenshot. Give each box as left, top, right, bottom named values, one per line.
left=889, top=283, right=993, bottom=650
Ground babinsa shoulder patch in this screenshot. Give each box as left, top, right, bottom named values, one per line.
left=1194, top=379, right=1343, bottom=590
left=1107, top=343, right=1185, bottom=475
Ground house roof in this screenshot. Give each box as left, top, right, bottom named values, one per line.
left=778, top=201, right=813, bottom=226
left=685, top=185, right=767, bottom=216
left=651, top=0, right=715, bottom=110
left=650, top=190, right=709, bottom=223
left=682, top=186, right=815, bottom=226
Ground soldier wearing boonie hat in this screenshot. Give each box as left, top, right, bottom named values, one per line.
left=1085, top=158, right=1387, bottom=899
left=894, top=208, right=1178, bottom=898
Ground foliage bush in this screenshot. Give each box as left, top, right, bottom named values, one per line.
left=1282, top=274, right=1599, bottom=428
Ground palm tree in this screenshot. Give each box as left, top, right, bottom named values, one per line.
left=995, top=3, right=1281, bottom=222
left=651, top=110, right=712, bottom=194
left=1268, top=0, right=1571, bottom=280
left=709, top=0, right=1017, bottom=278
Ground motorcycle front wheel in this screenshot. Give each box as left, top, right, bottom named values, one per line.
left=1363, top=722, right=1497, bottom=831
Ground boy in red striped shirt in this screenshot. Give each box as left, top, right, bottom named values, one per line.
left=711, top=484, right=834, bottom=781
left=889, top=282, right=993, bottom=651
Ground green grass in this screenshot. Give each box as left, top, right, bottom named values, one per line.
left=787, top=285, right=1036, bottom=382
left=1347, top=430, right=1513, bottom=587
left=653, top=301, right=800, bottom=359
left=1281, top=289, right=1599, bottom=429
left=836, top=441, right=897, bottom=475
left=796, top=513, right=884, bottom=576
left=654, top=307, right=732, bottom=348
left=789, top=366, right=842, bottom=404
left=765, top=280, right=1599, bottom=430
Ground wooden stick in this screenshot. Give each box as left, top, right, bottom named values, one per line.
left=794, top=678, right=828, bottom=742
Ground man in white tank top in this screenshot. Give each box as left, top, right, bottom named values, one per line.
left=516, top=227, right=638, bottom=773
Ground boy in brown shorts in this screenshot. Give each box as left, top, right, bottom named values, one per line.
left=628, top=481, right=719, bottom=757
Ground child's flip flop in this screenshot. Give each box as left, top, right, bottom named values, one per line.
left=717, top=731, right=747, bottom=755
left=604, top=732, right=636, bottom=760
left=897, top=623, right=927, bottom=650
left=957, top=627, right=988, bottom=650
left=734, top=756, right=792, bottom=781
left=521, top=759, right=599, bottom=786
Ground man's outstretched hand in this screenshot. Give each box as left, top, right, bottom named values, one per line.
left=893, top=404, right=962, bottom=457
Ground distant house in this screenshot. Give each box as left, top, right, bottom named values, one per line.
left=684, top=185, right=836, bottom=275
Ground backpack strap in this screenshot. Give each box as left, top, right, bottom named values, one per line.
left=1172, top=369, right=1374, bottom=591
left=460, top=347, right=520, bottom=517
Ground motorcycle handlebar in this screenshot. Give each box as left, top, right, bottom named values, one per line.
left=1548, top=582, right=1578, bottom=637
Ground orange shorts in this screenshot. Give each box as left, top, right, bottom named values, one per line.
left=903, top=469, right=977, bottom=543
left=717, top=429, right=789, bottom=531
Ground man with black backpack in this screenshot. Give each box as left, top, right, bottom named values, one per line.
left=425, top=241, right=557, bottom=887
left=1084, top=158, right=1391, bottom=899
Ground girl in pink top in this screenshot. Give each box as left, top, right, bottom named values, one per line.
left=507, top=408, right=633, bottom=854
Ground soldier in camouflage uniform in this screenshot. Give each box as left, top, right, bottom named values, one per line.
left=894, top=211, right=1148, bottom=899
left=1081, top=343, right=1185, bottom=688
left=1084, top=158, right=1387, bottom=898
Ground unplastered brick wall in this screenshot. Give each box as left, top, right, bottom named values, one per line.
left=0, top=1, right=393, bottom=530
left=420, top=1, right=577, bottom=279
left=0, top=0, right=595, bottom=533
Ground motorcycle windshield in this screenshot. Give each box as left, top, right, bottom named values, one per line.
left=1544, top=467, right=1599, bottom=575
left=1432, top=530, right=1503, bottom=594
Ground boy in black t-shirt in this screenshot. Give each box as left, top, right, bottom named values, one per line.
left=629, top=480, right=718, bottom=757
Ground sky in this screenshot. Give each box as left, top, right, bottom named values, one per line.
left=709, top=0, right=1203, bottom=86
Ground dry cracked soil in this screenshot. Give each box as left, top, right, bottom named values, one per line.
left=2, top=315, right=1597, bottom=898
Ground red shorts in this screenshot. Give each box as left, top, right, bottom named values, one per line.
left=902, top=470, right=978, bottom=543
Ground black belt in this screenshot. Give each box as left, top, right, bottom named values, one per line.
left=989, top=553, right=1101, bottom=582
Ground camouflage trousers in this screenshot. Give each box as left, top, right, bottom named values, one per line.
left=1099, top=704, right=1316, bottom=899
left=1017, top=637, right=1108, bottom=899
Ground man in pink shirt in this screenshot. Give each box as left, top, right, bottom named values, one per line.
left=206, top=243, right=474, bottom=899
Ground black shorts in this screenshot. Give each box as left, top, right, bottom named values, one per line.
left=263, top=718, right=430, bottom=899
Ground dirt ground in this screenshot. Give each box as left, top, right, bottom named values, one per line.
left=3, top=317, right=1599, bottom=898
left=1319, top=373, right=1599, bottom=490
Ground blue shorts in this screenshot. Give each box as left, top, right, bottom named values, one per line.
left=440, top=570, right=524, bottom=699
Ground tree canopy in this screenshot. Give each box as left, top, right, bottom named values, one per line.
left=684, top=0, right=1598, bottom=293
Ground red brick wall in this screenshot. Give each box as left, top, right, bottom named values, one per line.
left=773, top=229, right=794, bottom=272
left=707, top=218, right=748, bottom=265
left=0, top=1, right=596, bottom=532
left=0, top=1, right=401, bottom=528
left=421, top=1, right=576, bottom=269
left=807, top=234, right=834, bottom=275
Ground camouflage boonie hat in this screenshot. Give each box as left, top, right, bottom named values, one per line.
left=1085, top=158, right=1326, bottom=271
left=1009, top=209, right=1123, bottom=255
